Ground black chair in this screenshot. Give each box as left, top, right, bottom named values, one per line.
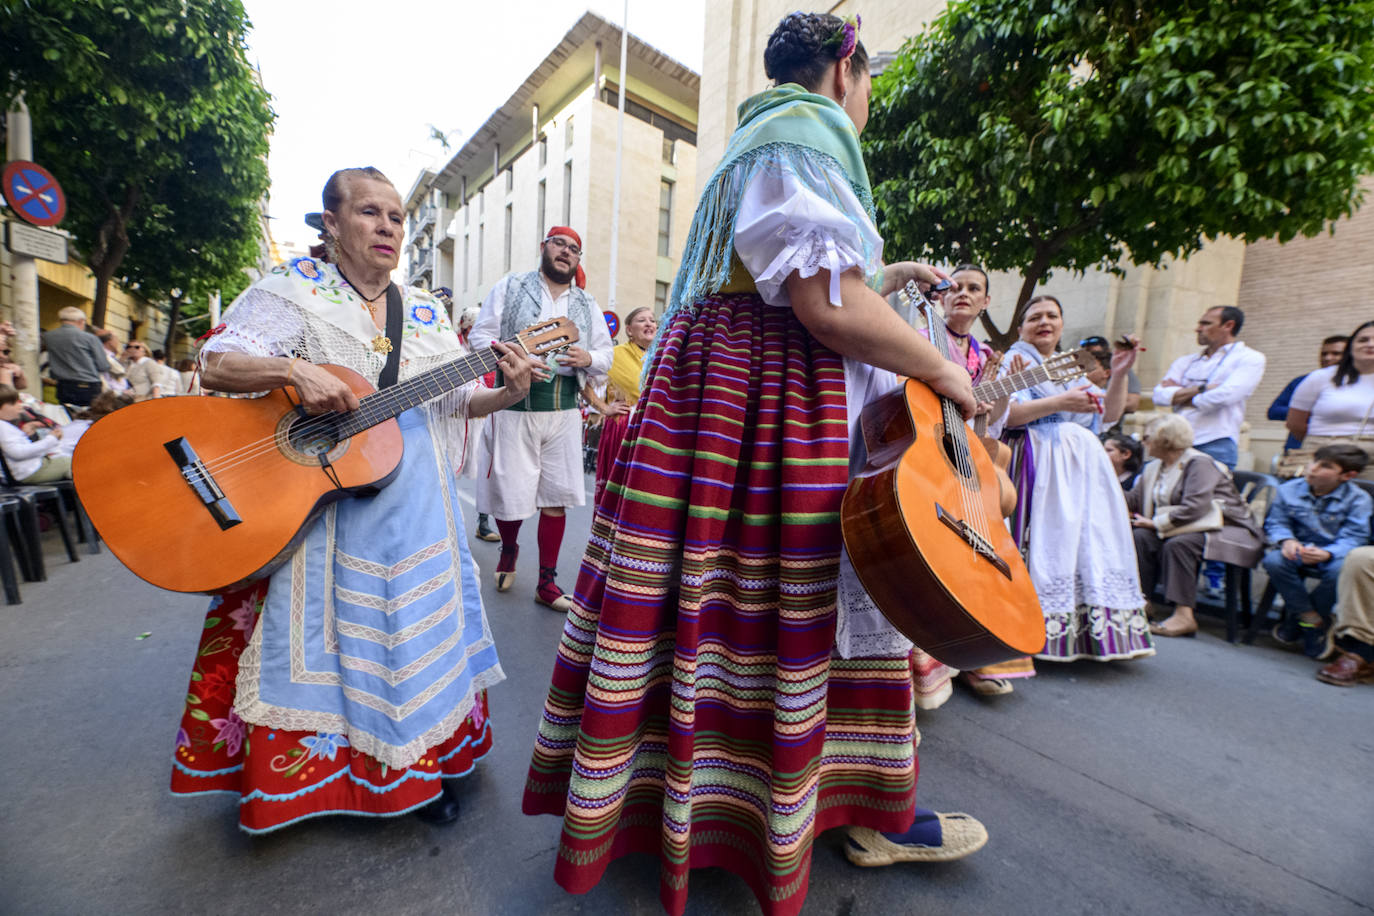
left=0, top=452, right=80, bottom=566
left=1194, top=470, right=1277, bottom=643
left=0, top=495, right=25, bottom=603
left=1250, top=476, right=1374, bottom=641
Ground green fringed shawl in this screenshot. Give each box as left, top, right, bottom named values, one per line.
left=653, top=85, right=880, bottom=350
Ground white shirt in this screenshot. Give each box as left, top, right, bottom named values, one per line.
left=469, top=272, right=613, bottom=383
left=0, top=421, right=62, bottom=481
left=1290, top=365, right=1374, bottom=437
left=1152, top=341, right=1266, bottom=445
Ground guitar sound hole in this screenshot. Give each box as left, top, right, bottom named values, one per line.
left=941, top=431, right=974, bottom=479
left=278, top=412, right=350, bottom=465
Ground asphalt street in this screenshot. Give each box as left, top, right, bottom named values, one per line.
left=2, top=476, right=1371, bottom=916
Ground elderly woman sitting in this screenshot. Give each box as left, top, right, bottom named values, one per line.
left=1127, top=414, right=1263, bottom=637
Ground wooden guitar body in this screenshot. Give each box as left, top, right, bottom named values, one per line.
left=979, top=435, right=1018, bottom=517
left=841, top=378, right=1046, bottom=669
left=73, top=365, right=401, bottom=594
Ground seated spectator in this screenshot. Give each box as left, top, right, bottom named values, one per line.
left=1317, top=545, right=1374, bottom=686
left=0, top=384, right=68, bottom=483
left=1102, top=431, right=1144, bottom=491
left=1126, top=414, right=1264, bottom=637
left=56, top=390, right=134, bottom=458
left=1286, top=321, right=1374, bottom=479
left=1270, top=335, right=1346, bottom=451
left=1264, top=444, right=1373, bottom=657
left=151, top=349, right=182, bottom=397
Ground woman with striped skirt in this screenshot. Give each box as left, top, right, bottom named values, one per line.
left=523, top=12, right=988, bottom=915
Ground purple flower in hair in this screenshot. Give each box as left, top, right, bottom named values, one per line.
left=835, top=15, right=862, bottom=60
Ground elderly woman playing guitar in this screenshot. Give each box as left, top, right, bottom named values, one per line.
left=167, top=167, right=545, bottom=832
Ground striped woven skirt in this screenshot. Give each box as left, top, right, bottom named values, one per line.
left=522, top=294, right=918, bottom=916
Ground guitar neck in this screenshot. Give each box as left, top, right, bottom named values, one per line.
left=333, top=345, right=503, bottom=439
left=974, top=364, right=1055, bottom=401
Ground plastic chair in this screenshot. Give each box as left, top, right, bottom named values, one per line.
left=0, top=452, right=80, bottom=565
left=0, top=495, right=25, bottom=603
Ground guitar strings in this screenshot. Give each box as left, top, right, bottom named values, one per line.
left=177, top=336, right=535, bottom=490
left=186, top=347, right=504, bottom=482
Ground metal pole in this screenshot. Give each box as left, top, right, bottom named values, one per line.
left=4, top=93, right=41, bottom=388
left=209, top=289, right=221, bottom=328
left=606, top=0, right=629, bottom=317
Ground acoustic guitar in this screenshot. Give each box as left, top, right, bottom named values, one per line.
left=73, top=317, right=578, bottom=595
left=840, top=283, right=1047, bottom=669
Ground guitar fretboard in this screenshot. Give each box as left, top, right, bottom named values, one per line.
left=332, top=346, right=506, bottom=440
left=974, top=364, right=1057, bottom=401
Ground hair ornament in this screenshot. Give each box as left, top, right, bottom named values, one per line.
left=828, top=14, right=862, bottom=60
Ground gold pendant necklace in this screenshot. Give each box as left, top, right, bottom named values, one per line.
left=362, top=299, right=391, bottom=354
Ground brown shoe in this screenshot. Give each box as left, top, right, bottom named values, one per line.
left=1315, top=651, right=1374, bottom=687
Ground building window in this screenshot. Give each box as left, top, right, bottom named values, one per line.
left=464, top=202, right=469, bottom=225
left=537, top=179, right=547, bottom=244
left=654, top=281, right=670, bottom=311
left=539, top=136, right=548, bottom=167
left=662, top=137, right=675, bottom=164
left=478, top=225, right=485, bottom=285
left=562, top=163, right=572, bottom=224
left=565, top=116, right=574, bottom=149
left=657, top=180, right=673, bottom=257
left=478, top=189, right=485, bottom=214
left=504, top=204, right=513, bottom=271
left=462, top=236, right=470, bottom=291
left=505, top=168, right=514, bottom=194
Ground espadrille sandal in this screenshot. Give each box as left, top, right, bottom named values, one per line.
left=843, top=814, right=988, bottom=867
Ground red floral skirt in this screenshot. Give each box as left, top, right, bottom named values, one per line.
left=169, top=582, right=493, bottom=834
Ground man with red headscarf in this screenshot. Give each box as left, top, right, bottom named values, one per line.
left=469, top=227, right=614, bottom=609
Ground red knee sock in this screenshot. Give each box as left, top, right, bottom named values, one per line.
left=537, top=511, right=566, bottom=572
left=496, top=519, right=522, bottom=554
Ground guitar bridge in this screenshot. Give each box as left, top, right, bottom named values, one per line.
left=935, top=503, right=1011, bottom=580
left=165, top=437, right=241, bottom=531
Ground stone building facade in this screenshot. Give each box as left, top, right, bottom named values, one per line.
left=403, top=12, right=700, bottom=335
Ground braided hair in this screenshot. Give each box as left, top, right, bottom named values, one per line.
left=763, top=12, right=868, bottom=91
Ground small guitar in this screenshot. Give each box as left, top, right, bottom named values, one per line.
left=841, top=283, right=1047, bottom=669
left=974, top=348, right=1098, bottom=514
left=73, top=317, right=578, bottom=594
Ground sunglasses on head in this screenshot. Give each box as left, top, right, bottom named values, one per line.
left=1078, top=336, right=1109, bottom=348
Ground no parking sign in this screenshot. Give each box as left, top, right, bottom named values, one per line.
left=2, top=160, right=66, bottom=227
left=604, top=310, right=619, bottom=339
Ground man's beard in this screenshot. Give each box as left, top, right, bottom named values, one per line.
left=541, top=249, right=576, bottom=285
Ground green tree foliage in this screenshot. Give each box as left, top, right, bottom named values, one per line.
left=0, top=0, right=273, bottom=328
left=864, top=0, right=1374, bottom=347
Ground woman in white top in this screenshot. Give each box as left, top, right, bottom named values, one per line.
left=0, top=384, right=67, bottom=482
left=1288, top=321, right=1374, bottom=480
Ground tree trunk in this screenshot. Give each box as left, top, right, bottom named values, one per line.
left=88, top=186, right=141, bottom=328
left=163, top=296, right=182, bottom=354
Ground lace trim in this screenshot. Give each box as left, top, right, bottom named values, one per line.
left=1035, top=568, right=1144, bottom=617
left=834, top=554, right=913, bottom=659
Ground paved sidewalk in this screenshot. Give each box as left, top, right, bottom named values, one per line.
left=2, top=481, right=1371, bottom=915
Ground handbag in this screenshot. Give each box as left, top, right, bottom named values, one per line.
left=1277, top=396, right=1374, bottom=478
left=1159, top=498, right=1224, bottom=538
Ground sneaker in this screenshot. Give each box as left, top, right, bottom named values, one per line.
left=1271, top=618, right=1302, bottom=648
left=1299, top=618, right=1330, bottom=659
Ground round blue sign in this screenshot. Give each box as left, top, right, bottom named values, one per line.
left=604, top=310, right=620, bottom=339
left=2, top=160, right=66, bottom=227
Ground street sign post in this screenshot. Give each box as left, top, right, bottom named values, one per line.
left=1, top=160, right=66, bottom=227
left=5, top=221, right=68, bottom=263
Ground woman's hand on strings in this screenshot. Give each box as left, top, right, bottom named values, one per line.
left=930, top=361, right=980, bottom=420
left=292, top=361, right=360, bottom=413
